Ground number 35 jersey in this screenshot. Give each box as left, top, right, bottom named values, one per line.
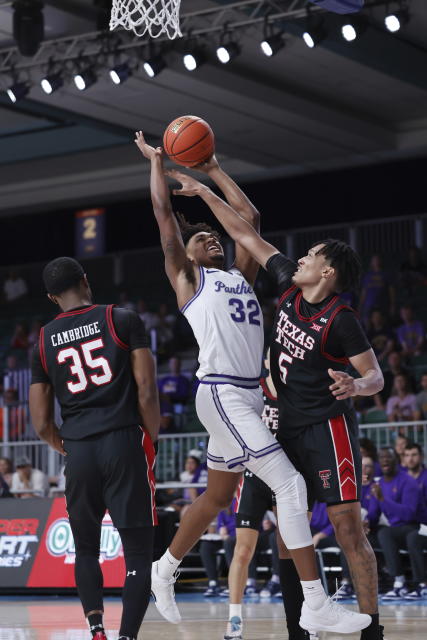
left=31, top=305, right=149, bottom=440
left=182, top=266, right=263, bottom=384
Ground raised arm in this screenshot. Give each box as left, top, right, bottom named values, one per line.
left=134, top=132, right=198, bottom=305
left=166, top=169, right=278, bottom=270
left=192, top=157, right=260, bottom=285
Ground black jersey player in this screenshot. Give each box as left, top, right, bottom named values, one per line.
left=166, top=169, right=384, bottom=640
left=29, top=257, right=160, bottom=640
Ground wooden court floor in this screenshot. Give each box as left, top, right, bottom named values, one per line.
left=0, top=597, right=426, bottom=639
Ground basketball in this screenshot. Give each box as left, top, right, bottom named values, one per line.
left=163, top=115, right=215, bottom=167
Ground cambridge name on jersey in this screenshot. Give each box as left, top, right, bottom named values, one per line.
left=182, top=266, right=263, bottom=385
left=35, top=304, right=143, bottom=440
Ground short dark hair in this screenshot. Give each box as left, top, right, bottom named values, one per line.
left=176, top=212, right=220, bottom=247
left=404, top=442, right=423, bottom=455
left=43, top=257, right=85, bottom=295
left=311, top=238, right=362, bottom=293
left=359, top=437, right=378, bottom=461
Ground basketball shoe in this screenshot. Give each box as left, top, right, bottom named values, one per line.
left=151, top=560, right=181, bottom=624
left=299, top=597, right=371, bottom=634
left=224, top=616, right=243, bottom=640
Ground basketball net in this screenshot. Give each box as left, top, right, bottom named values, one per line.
left=110, top=0, right=182, bottom=39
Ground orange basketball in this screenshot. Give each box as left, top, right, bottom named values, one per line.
left=163, top=115, right=215, bottom=167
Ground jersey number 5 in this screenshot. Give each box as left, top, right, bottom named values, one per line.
left=278, top=352, right=293, bottom=385
left=57, top=338, right=112, bottom=394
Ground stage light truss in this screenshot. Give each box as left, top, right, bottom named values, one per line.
left=0, top=0, right=403, bottom=77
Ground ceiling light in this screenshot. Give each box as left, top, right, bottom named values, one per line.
left=384, top=9, right=409, bottom=33
left=74, top=68, right=97, bottom=91
left=216, top=42, right=241, bottom=64
left=302, top=23, right=326, bottom=49
left=109, top=63, right=132, bottom=85
left=143, top=55, right=166, bottom=78
left=6, top=82, right=29, bottom=103
left=183, top=46, right=206, bottom=71
left=260, top=34, right=284, bottom=57
left=40, top=73, right=63, bottom=95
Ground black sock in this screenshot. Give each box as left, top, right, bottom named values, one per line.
left=279, top=559, right=305, bottom=640
left=87, top=613, right=104, bottom=637
left=118, top=526, right=154, bottom=639
left=361, top=613, right=380, bottom=639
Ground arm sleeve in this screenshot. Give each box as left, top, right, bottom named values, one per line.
left=381, top=482, right=420, bottom=523
left=265, top=252, right=298, bottom=297
left=31, top=344, right=50, bottom=384
left=112, top=308, right=150, bottom=350
left=325, top=310, right=371, bottom=360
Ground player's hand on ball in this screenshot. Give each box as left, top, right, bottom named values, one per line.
left=165, top=169, right=206, bottom=197
left=134, top=131, right=162, bottom=161
left=328, top=369, right=357, bottom=400
left=192, top=154, right=220, bottom=174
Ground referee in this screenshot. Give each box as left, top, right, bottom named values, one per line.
left=29, top=257, right=160, bottom=640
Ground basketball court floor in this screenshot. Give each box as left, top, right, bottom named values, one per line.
left=0, top=594, right=426, bottom=639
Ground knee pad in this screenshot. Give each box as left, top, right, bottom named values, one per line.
left=275, top=472, right=308, bottom=515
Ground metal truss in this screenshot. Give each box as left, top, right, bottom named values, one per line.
left=0, top=0, right=390, bottom=76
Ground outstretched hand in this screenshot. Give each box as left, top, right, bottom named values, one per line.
left=165, top=168, right=207, bottom=197
left=134, top=130, right=163, bottom=161
left=328, top=368, right=358, bottom=401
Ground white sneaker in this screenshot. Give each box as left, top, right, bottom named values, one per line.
left=224, top=616, right=243, bottom=640
left=150, top=560, right=181, bottom=624
left=299, top=597, right=371, bottom=634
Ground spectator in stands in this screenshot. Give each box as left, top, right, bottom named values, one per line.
left=27, top=319, right=42, bottom=351
left=359, top=254, right=395, bottom=325
left=394, top=435, right=409, bottom=468
left=10, top=322, right=29, bottom=351
left=137, top=299, right=158, bottom=332
left=386, top=374, right=418, bottom=423
left=3, top=270, right=28, bottom=302
left=0, top=389, right=27, bottom=440
left=415, top=373, right=427, bottom=420
left=366, top=309, right=395, bottom=363
left=399, top=247, right=427, bottom=294
left=156, top=316, right=175, bottom=362
left=158, top=356, right=191, bottom=413
left=3, top=354, right=31, bottom=403
left=0, top=472, right=12, bottom=498
left=0, top=456, right=13, bottom=486
left=375, top=351, right=413, bottom=410
left=404, top=443, right=427, bottom=600
left=359, top=437, right=382, bottom=477
left=396, top=304, right=425, bottom=359
left=118, top=291, right=136, bottom=311
left=10, top=455, right=49, bottom=498
left=374, top=447, right=420, bottom=600
left=200, top=502, right=236, bottom=596
left=258, top=512, right=282, bottom=598
left=179, top=449, right=208, bottom=503
left=158, top=303, right=177, bottom=331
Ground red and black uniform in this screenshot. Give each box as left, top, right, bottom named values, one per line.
left=235, top=379, right=279, bottom=529
left=266, top=253, right=371, bottom=506
left=31, top=304, right=157, bottom=529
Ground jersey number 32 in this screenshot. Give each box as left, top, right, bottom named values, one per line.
left=57, top=338, right=112, bottom=394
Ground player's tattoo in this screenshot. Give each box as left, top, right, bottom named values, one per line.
left=330, top=508, right=353, bottom=517
left=345, top=535, right=378, bottom=614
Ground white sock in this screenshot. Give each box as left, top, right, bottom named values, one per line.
left=157, top=548, right=181, bottom=580
left=271, top=574, right=280, bottom=584
left=229, top=604, right=242, bottom=620
left=301, top=579, right=327, bottom=611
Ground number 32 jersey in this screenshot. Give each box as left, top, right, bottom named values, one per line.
left=31, top=305, right=149, bottom=440
left=182, top=266, right=263, bottom=382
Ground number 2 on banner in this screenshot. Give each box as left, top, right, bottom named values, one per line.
left=278, top=352, right=293, bottom=385
left=57, top=338, right=112, bottom=394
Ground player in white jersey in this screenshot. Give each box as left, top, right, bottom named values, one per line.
left=135, top=132, right=371, bottom=637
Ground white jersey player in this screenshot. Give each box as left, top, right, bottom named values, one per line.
left=135, top=131, right=371, bottom=638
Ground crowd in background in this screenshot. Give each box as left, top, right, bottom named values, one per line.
left=1, top=247, right=427, bottom=597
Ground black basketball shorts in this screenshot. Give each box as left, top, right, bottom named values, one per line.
left=63, top=425, right=157, bottom=528
left=277, top=413, right=362, bottom=508
left=235, top=469, right=276, bottom=530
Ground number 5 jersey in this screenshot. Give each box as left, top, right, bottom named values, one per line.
left=31, top=305, right=150, bottom=439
